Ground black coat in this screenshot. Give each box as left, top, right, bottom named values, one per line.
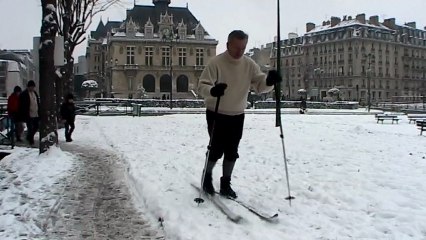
left=60, top=102, right=76, bottom=122
left=19, top=89, right=40, bottom=121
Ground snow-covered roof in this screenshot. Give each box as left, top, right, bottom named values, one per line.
left=114, top=32, right=126, bottom=37
left=307, top=19, right=392, bottom=35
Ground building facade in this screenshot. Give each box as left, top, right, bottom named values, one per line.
left=0, top=50, right=35, bottom=98
left=266, top=14, right=426, bottom=102
left=86, top=0, right=218, bottom=99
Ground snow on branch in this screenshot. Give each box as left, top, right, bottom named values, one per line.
left=46, top=4, right=56, bottom=13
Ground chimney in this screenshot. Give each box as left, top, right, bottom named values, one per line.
left=405, top=22, right=416, bottom=28
left=331, top=17, right=341, bottom=27
left=348, top=16, right=353, bottom=21
left=306, top=22, right=315, bottom=32
left=369, top=15, right=379, bottom=26
left=322, top=21, right=327, bottom=26
left=356, top=13, right=366, bottom=24
left=383, top=18, right=396, bottom=29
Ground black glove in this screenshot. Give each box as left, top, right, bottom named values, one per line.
left=266, top=70, right=282, bottom=86
left=210, top=83, right=227, bottom=97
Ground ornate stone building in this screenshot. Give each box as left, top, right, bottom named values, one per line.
left=86, top=0, right=218, bottom=99
left=266, top=14, right=426, bottom=102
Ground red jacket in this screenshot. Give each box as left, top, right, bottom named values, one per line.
left=7, top=93, right=20, bottom=116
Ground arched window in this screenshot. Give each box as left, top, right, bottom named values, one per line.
left=160, top=74, right=172, bottom=92
left=143, top=74, right=155, bottom=92
left=176, top=75, right=189, bottom=92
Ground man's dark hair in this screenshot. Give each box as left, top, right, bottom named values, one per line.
left=228, top=30, right=248, bottom=42
left=27, top=80, right=36, bottom=87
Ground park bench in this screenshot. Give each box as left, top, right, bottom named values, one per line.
left=407, top=114, right=426, bottom=124
left=416, top=120, right=426, bottom=135
left=375, top=114, right=399, bottom=124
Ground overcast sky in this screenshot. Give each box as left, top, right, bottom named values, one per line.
left=1, top=0, right=426, bottom=61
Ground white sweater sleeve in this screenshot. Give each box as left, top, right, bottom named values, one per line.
left=250, top=62, right=273, bottom=94
left=197, top=64, right=217, bottom=98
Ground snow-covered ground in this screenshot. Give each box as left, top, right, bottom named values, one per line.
left=1, top=111, right=426, bottom=239
left=76, top=112, right=426, bottom=239
left=0, top=146, right=74, bottom=239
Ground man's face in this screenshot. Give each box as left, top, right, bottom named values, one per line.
left=227, top=38, right=248, bottom=59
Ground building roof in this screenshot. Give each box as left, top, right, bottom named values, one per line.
left=126, top=5, right=200, bottom=33
left=90, top=3, right=204, bottom=40
left=307, top=19, right=392, bottom=35
left=90, top=20, right=122, bottom=40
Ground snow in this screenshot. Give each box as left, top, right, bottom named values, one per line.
left=74, top=112, right=426, bottom=239
left=0, top=146, right=74, bottom=239
left=307, top=19, right=392, bottom=34
left=45, top=4, right=56, bottom=13
left=81, top=79, right=98, bottom=88
left=2, top=110, right=426, bottom=239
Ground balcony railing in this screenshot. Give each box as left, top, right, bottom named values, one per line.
left=123, top=64, right=139, bottom=70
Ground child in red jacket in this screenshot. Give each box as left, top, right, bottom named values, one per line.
left=7, top=86, right=23, bottom=141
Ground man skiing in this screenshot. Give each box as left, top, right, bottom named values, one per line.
left=197, top=30, right=282, bottom=198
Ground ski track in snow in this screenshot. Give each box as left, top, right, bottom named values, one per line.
left=75, top=114, right=426, bottom=240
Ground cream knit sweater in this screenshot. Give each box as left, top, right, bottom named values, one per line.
left=198, top=51, right=273, bottom=115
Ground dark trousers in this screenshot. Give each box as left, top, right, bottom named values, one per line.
left=26, top=117, right=39, bottom=144
left=206, top=110, right=245, bottom=162
left=9, top=114, right=23, bottom=141
left=65, top=121, right=75, bottom=140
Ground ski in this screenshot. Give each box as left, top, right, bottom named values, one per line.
left=217, top=193, right=278, bottom=222
left=191, top=183, right=242, bottom=223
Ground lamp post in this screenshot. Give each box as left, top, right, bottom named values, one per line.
left=364, top=53, right=375, bottom=112
left=313, top=67, right=324, bottom=101
left=162, top=28, right=179, bottom=109
left=106, top=58, right=118, bottom=98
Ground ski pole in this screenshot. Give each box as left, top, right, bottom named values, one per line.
left=275, top=0, right=295, bottom=206
left=194, top=95, right=221, bottom=205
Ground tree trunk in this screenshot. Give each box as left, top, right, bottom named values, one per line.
left=39, top=0, right=59, bottom=154
left=56, top=0, right=71, bottom=116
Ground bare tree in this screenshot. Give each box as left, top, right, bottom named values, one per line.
left=56, top=0, right=122, bottom=105
left=39, top=0, right=59, bottom=153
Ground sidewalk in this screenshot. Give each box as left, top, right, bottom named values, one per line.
left=45, top=144, right=165, bottom=239
left=0, top=142, right=165, bottom=239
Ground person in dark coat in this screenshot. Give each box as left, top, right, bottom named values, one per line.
left=60, top=93, right=76, bottom=142
left=299, top=96, right=307, bottom=114
left=7, top=86, right=23, bottom=141
left=19, top=80, right=39, bottom=145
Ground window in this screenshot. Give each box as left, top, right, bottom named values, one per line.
left=178, top=47, right=187, bottom=66
left=145, top=47, right=153, bottom=66
left=162, top=46, right=171, bottom=66
left=196, top=48, right=204, bottom=66
left=126, top=46, right=135, bottom=64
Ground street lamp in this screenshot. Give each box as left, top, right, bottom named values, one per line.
left=162, top=28, right=179, bottom=109
left=364, top=53, right=375, bottom=112
left=313, top=67, right=324, bottom=101
left=105, top=58, right=118, bottom=98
